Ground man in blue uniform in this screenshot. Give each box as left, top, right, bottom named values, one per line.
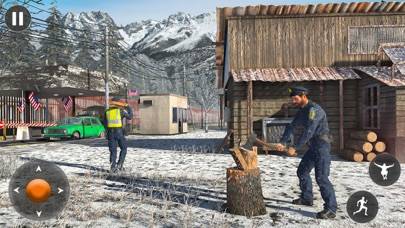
left=275, top=87, right=337, bottom=219
left=104, top=97, right=133, bottom=172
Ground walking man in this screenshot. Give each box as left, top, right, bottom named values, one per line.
left=275, top=87, right=337, bottom=219
left=104, top=97, right=133, bottom=172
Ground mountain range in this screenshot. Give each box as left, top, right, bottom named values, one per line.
left=59, top=11, right=216, bottom=95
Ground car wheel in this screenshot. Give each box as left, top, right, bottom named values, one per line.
left=72, top=131, right=81, bottom=140
left=99, top=131, right=106, bottom=138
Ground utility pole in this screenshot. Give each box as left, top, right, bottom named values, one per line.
left=183, top=65, right=186, bottom=96
left=105, top=26, right=110, bottom=109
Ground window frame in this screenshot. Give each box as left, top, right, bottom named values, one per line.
left=362, top=84, right=380, bottom=130
left=172, top=107, right=178, bottom=123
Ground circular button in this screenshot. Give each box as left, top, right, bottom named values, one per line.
left=26, top=179, right=51, bottom=203
left=9, top=160, right=70, bottom=221
left=4, top=5, right=31, bottom=32
left=369, top=153, right=401, bottom=186
left=346, top=191, right=379, bottom=223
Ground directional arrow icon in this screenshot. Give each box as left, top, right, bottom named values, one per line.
left=14, top=187, right=20, bottom=194
left=57, top=187, right=64, bottom=194
left=36, top=166, right=41, bottom=172
left=36, top=211, right=42, bottom=217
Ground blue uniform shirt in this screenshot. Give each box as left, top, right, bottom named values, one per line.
left=280, top=101, right=330, bottom=149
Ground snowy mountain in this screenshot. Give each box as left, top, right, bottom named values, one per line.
left=123, top=12, right=215, bottom=56
left=60, top=11, right=215, bottom=58
left=56, top=11, right=216, bottom=96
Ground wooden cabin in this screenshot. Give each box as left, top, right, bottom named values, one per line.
left=216, top=2, right=405, bottom=162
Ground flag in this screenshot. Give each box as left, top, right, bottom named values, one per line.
left=28, top=92, right=41, bottom=111
left=62, top=96, right=73, bottom=112
left=127, top=89, right=139, bottom=97
left=17, top=98, right=26, bottom=113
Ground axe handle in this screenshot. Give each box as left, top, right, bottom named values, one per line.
left=255, top=138, right=288, bottom=153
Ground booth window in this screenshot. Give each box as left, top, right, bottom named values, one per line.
left=172, top=108, right=178, bottom=123
left=143, top=100, right=152, bottom=106
left=363, top=85, right=380, bottom=129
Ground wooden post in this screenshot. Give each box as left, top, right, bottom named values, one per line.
left=319, top=81, right=324, bottom=105
left=339, top=80, right=344, bottom=153
left=247, top=81, right=253, bottom=137
left=72, top=96, right=76, bottom=117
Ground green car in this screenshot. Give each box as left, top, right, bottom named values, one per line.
left=43, top=116, right=106, bottom=140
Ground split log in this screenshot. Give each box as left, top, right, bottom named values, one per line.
left=229, top=147, right=258, bottom=171
left=340, top=149, right=364, bottom=162
left=349, top=131, right=377, bottom=143
left=374, top=141, right=386, bottom=153
left=345, top=140, right=373, bottom=153
left=226, top=168, right=266, bottom=216
left=365, top=152, right=377, bottom=162
left=239, top=147, right=258, bottom=170
left=229, top=148, right=249, bottom=170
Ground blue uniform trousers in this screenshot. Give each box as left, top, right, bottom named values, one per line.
left=297, top=141, right=337, bottom=212
left=107, top=128, right=127, bottom=169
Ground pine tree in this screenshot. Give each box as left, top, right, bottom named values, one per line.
left=73, top=28, right=97, bottom=70
left=0, top=28, right=38, bottom=74
left=38, top=7, right=73, bottom=66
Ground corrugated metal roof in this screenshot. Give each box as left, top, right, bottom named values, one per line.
left=219, top=2, right=405, bottom=18
left=382, top=46, right=405, bottom=75
left=231, top=67, right=360, bottom=82
left=355, top=66, right=405, bottom=86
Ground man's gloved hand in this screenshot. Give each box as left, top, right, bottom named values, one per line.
left=286, top=147, right=297, bottom=157
left=274, top=143, right=286, bottom=152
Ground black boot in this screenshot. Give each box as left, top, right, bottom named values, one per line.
left=292, top=198, right=313, bottom=206
left=110, top=163, right=118, bottom=173
left=316, top=208, right=336, bottom=219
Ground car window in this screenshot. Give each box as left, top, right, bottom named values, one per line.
left=91, top=118, right=99, bottom=125
left=58, top=117, right=82, bottom=125
left=83, top=118, right=92, bottom=126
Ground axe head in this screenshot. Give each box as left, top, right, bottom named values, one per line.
left=241, top=133, right=258, bottom=151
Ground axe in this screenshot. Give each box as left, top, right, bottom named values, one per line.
left=241, top=133, right=297, bottom=156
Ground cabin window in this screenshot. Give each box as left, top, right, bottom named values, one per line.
left=348, top=25, right=405, bottom=54
left=363, top=85, right=380, bottom=129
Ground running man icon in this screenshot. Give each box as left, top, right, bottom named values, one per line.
left=373, top=162, right=395, bottom=180
left=347, top=191, right=378, bottom=223
left=353, top=196, right=368, bottom=216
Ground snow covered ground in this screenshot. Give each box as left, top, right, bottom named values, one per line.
left=0, top=130, right=404, bottom=227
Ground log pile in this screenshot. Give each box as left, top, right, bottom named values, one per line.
left=226, top=146, right=266, bottom=216
left=341, top=131, right=386, bottom=162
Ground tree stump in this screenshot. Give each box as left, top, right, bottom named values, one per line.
left=226, top=146, right=266, bottom=217
left=226, top=168, right=266, bottom=216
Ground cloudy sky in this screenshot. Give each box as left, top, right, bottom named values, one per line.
left=14, top=0, right=382, bottom=25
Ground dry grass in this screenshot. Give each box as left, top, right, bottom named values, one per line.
left=0, top=149, right=236, bottom=227
left=0, top=154, right=19, bottom=179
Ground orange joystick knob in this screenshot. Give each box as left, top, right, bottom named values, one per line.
left=25, top=179, right=52, bottom=203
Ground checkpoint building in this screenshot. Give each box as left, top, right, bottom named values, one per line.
left=0, top=65, right=135, bottom=137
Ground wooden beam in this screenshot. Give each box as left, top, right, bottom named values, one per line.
left=339, top=80, right=344, bottom=153
left=319, top=81, right=324, bottom=106
left=72, top=96, right=76, bottom=117
left=247, top=81, right=253, bottom=137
